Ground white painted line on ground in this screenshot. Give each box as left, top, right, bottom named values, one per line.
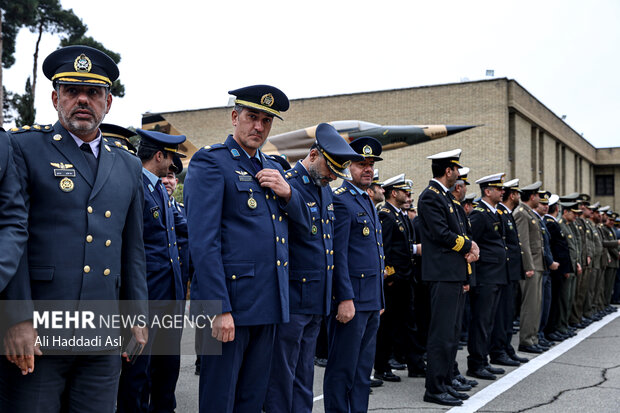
left=313, top=394, right=324, bottom=402
left=447, top=310, right=620, bottom=413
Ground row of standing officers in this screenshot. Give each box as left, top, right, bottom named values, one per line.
left=0, top=44, right=619, bottom=413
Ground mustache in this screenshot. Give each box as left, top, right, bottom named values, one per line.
left=71, top=105, right=94, bottom=116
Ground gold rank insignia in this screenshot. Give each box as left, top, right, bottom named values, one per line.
left=449, top=206, right=454, bottom=213
left=399, top=225, right=404, bottom=232
left=307, top=202, right=316, bottom=207
left=311, top=225, right=318, bottom=235
left=362, top=226, right=370, bottom=236
left=59, top=177, right=74, bottom=192
left=50, top=162, right=74, bottom=169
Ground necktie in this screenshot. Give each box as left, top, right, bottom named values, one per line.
left=250, top=157, right=262, bottom=175
left=363, top=193, right=375, bottom=219
left=80, top=143, right=98, bottom=175
left=155, top=181, right=168, bottom=220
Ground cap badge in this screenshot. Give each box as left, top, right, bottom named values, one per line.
left=260, top=93, right=274, bottom=107
left=74, top=53, right=92, bottom=73
left=363, top=145, right=372, bottom=156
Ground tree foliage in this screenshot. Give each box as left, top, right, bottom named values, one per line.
left=12, top=77, right=35, bottom=126
left=1, top=0, right=38, bottom=68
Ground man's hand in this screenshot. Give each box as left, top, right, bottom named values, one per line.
left=335, top=300, right=355, bottom=324
left=525, top=270, right=535, bottom=278
left=463, top=284, right=470, bottom=293
left=587, top=256, right=591, bottom=265
left=577, top=263, right=582, bottom=275
left=550, top=261, right=560, bottom=271
left=416, top=244, right=422, bottom=255
left=4, top=320, right=42, bottom=375
left=212, top=312, right=235, bottom=342
left=256, top=169, right=292, bottom=202
left=465, top=241, right=480, bottom=263
left=122, top=326, right=149, bottom=362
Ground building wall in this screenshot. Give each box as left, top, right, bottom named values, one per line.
left=148, top=78, right=618, bottom=205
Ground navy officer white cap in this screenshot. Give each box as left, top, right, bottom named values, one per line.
left=427, top=148, right=462, bottom=160
left=503, top=178, right=520, bottom=189
left=548, top=194, right=560, bottom=206
left=475, top=172, right=505, bottom=187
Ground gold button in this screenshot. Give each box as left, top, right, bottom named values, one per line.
left=328, top=234, right=331, bottom=239
left=177, top=256, right=180, bottom=260
left=276, top=236, right=280, bottom=242
left=279, top=216, right=283, bottom=222
left=302, top=278, right=307, bottom=283
left=87, top=206, right=93, bottom=213
left=104, top=269, right=110, bottom=276
left=86, top=235, right=93, bottom=243
left=105, top=240, right=111, bottom=247
left=281, top=238, right=285, bottom=244
left=330, top=250, right=333, bottom=255
left=170, top=259, right=173, bottom=263
left=272, top=214, right=276, bottom=220
left=266, top=194, right=269, bottom=199
left=83, top=266, right=91, bottom=273
left=172, top=226, right=174, bottom=230
left=277, top=260, right=281, bottom=266
left=324, top=234, right=326, bottom=239
left=169, top=244, right=171, bottom=248
left=326, top=249, right=329, bottom=254
left=174, top=242, right=177, bottom=245
left=232, top=275, right=237, bottom=280
left=105, top=211, right=111, bottom=218
left=284, top=261, right=288, bottom=267
left=507, top=257, right=510, bottom=261
left=361, top=274, right=365, bottom=278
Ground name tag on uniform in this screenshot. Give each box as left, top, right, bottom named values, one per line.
left=238, top=176, right=252, bottom=182
left=53, top=168, right=76, bottom=177
left=357, top=212, right=366, bottom=216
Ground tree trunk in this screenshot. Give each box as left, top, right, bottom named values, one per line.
left=31, top=19, right=44, bottom=113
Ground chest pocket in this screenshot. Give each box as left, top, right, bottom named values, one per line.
left=356, top=216, right=373, bottom=240
left=235, top=180, right=263, bottom=215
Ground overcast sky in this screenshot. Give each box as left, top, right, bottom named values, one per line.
left=4, top=0, right=619, bottom=148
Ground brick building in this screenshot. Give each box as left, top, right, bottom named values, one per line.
left=142, top=78, right=620, bottom=209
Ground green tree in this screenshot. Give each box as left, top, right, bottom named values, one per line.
left=0, top=0, right=38, bottom=124
left=12, top=77, right=35, bottom=126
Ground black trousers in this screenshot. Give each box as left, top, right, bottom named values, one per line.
left=425, top=281, right=465, bottom=394
left=490, top=280, right=519, bottom=359
left=375, top=278, right=416, bottom=373
left=467, top=283, right=501, bottom=370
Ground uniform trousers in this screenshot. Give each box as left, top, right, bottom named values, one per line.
left=324, top=310, right=380, bottom=413
left=519, top=271, right=543, bottom=346
left=585, top=268, right=602, bottom=316
left=0, top=351, right=120, bottom=413
left=538, top=274, right=552, bottom=337
left=546, top=272, right=571, bottom=335
left=467, top=283, right=501, bottom=370
left=264, top=314, right=322, bottom=413
left=411, top=280, right=431, bottom=370
left=604, top=267, right=618, bottom=306
left=595, top=265, right=608, bottom=310
left=570, top=266, right=591, bottom=324
left=375, top=278, right=416, bottom=373
left=425, top=281, right=465, bottom=394
left=489, top=281, right=518, bottom=359
left=199, top=324, right=275, bottom=413
left=561, top=274, right=578, bottom=332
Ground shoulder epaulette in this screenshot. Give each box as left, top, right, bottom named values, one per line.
left=429, top=186, right=440, bottom=194
left=474, top=207, right=485, bottom=212
left=334, top=187, right=347, bottom=195
left=453, top=199, right=461, bottom=206
left=380, top=208, right=391, bottom=214
left=497, top=209, right=503, bottom=215
left=285, top=172, right=294, bottom=179
left=103, top=138, right=136, bottom=154
left=203, top=143, right=225, bottom=151
left=9, top=124, right=53, bottom=133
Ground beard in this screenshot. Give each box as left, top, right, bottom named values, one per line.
left=58, top=103, right=105, bottom=136
left=308, top=163, right=331, bottom=187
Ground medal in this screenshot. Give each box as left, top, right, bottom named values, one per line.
left=362, top=226, right=370, bottom=236
left=248, top=195, right=257, bottom=209
left=153, top=211, right=159, bottom=219
left=312, top=225, right=318, bottom=235
left=59, top=177, right=74, bottom=192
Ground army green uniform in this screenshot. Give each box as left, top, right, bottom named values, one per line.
left=571, top=217, right=594, bottom=324
left=601, top=224, right=619, bottom=306
left=559, top=219, right=580, bottom=333
left=585, top=219, right=604, bottom=316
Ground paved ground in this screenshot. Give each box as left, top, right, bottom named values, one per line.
left=175, top=308, right=620, bottom=412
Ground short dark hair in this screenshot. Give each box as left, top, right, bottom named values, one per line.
left=520, top=191, right=535, bottom=203
left=548, top=204, right=558, bottom=215
left=432, top=164, right=453, bottom=178
left=137, top=145, right=168, bottom=162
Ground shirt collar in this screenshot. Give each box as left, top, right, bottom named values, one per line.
left=70, top=130, right=102, bottom=158
left=545, top=213, right=559, bottom=222
left=347, top=181, right=367, bottom=196
left=240, top=146, right=262, bottom=161
left=431, top=178, right=449, bottom=193
left=142, top=167, right=160, bottom=187
left=499, top=202, right=512, bottom=213
left=532, top=209, right=542, bottom=219
left=481, top=199, right=497, bottom=214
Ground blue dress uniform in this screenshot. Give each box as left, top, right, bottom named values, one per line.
left=466, top=174, right=509, bottom=377
left=418, top=149, right=471, bottom=406
left=117, top=129, right=187, bottom=413
left=0, top=129, right=28, bottom=293
left=0, top=45, right=148, bottom=413
left=324, top=137, right=385, bottom=413
left=184, top=85, right=309, bottom=413
left=265, top=123, right=363, bottom=413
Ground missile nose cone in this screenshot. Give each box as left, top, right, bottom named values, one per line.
left=445, top=125, right=481, bottom=136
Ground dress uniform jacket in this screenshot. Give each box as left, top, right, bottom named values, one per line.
left=575, top=217, right=592, bottom=268
left=184, top=135, right=308, bottom=326
left=469, top=203, right=508, bottom=285
left=0, top=131, right=28, bottom=293
left=498, top=203, right=524, bottom=281
left=331, top=181, right=385, bottom=310
left=561, top=220, right=581, bottom=271
left=141, top=174, right=184, bottom=301
left=585, top=219, right=603, bottom=270
left=5, top=122, right=148, bottom=329
left=601, top=225, right=619, bottom=269
left=171, top=199, right=190, bottom=290
left=284, top=161, right=335, bottom=315
left=544, top=215, right=573, bottom=275
left=513, top=203, right=544, bottom=273
left=379, top=202, right=415, bottom=281
left=418, top=180, right=472, bottom=282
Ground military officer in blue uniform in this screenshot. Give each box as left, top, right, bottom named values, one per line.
left=418, top=149, right=480, bottom=407
left=0, top=45, right=148, bottom=412
left=466, top=173, right=509, bottom=381
left=323, top=136, right=385, bottom=413
left=184, top=85, right=309, bottom=413
left=264, top=123, right=363, bottom=413
left=100, top=123, right=137, bottom=154
left=0, top=129, right=27, bottom=293
left=117, top=129, right=187, bottom=413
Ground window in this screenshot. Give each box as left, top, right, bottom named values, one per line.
left=595, top=175, right=614, bottom=196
